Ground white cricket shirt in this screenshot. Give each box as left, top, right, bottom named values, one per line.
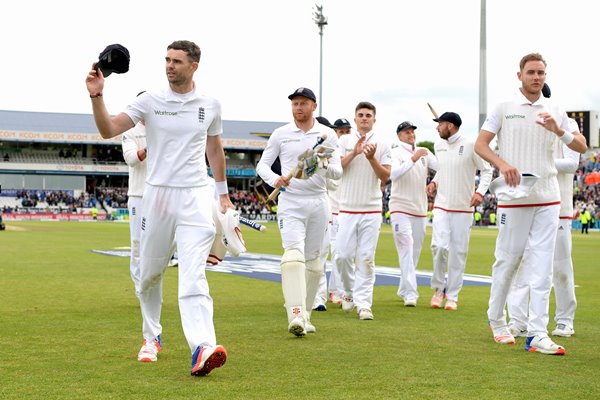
left=389, top=141, right=438, bottom=217
left=256, top=120, right=342, bottom=196
left=433, top=135, right=493, bottom=212
left=125, top=85, right=222, bottom=188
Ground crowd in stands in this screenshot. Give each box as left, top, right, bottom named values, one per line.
left=3, top=150, right=600, bottom=224
left=2, top=187, right=128, bottom=214
left=230, top=189, right=269, bottom=217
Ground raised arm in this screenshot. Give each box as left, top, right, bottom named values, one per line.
left=86, top=63, right=134, bottom=138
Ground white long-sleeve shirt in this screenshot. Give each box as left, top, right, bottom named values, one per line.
left=554, top=123, right=580, bottom=218
left=389, top=141, right=438, bottom=216
left=121, top=123, right=147, bottom=197
left=256, top=119, right=342, bottom=197
left=337, top=130, right=392, bottom=213
left=432, top=134, right=492, bottom=212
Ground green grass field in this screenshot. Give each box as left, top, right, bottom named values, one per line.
left=1, top=221, right=599, bottom=399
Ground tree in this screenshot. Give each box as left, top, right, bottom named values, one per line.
left=417, top=140, right=435, bottom=154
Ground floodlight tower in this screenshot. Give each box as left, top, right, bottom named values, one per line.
left=479, top=0, right=487, bottom=129
left=313, top=4, right=328, bottom=116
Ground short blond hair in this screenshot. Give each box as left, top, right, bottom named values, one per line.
left=519, top=53, right=546, bottom=71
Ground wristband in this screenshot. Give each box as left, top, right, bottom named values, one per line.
left=90, top=93, right=103, bottom=98
left=559, top=130, right=574, bottom=145
left=215, top=180, right=228, bottom=195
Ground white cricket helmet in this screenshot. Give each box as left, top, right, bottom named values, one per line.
left=489, top=173, right=539, bottom=201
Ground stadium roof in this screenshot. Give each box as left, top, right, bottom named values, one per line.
left=0, top=109, right=284, bottom=150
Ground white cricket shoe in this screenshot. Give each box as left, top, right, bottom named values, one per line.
left=190, top=344, right=227, bottom=376
left=329, top=292, right=343, bottom=305
left=137, top=338, right=161, bottom=362
left=525, top=335, right=566, bottom=355
left=552, top=324, right=575, bottom=337
left=430, top=289, right=445, bottom=309
left=508, top=324, right=528, bottom=338
left=305, top=320, right=316, bottom=333
left=404, top=298, right=417, bottom=307
left=490, top=325, right=516, bottom=345
left=288, top=316, right=306, bottom=337
left=358, top=308, right=374, bottom=320
left=342, top=296, right=355, bottom=313
left=444, top=300, right=458, bottom=311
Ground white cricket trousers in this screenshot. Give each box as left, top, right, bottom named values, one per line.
left=487, top=205, right=559, bottom=336
left=430, top=209, right=473, bottom=302
left=277, top=193, right=329, bottom=257
left=336, top=212, right=382, bottom=310
left=139, top=184, right=216, bottom=353
left=128, top=195, right=143, bottom=296
left=391, top=212, right=426, bottom=302
left=507, top=218, right=576, bottom=330
left=315, top=214, right=347, bottom=305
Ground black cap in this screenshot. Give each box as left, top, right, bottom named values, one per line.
left=334, top=118, right=352, bottom=129
left=96, top=44, right=130, bottom=78
left=433, top=112, right=462, bottom=127
left=316, top=116, right=334, bottom=128
left=542, top=83, right=551, bottom=98
left=288, top=87, right=317, bottom=102
left=396, top=121, right=417, bottom=133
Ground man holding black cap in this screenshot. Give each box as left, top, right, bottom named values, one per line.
left=86, top=40, right=231, bottom=377
left=256, top=88, right=342, bottom=336
left=426, top=112, right=492, bottom=311
left=389, top=121, right=438, bottom=307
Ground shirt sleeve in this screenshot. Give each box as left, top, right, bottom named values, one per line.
left=555, top=143, right=580, bottom=173
left=481, top=103, right=503, bottom=134
left=256, top=131, right=282, bottom=187
left=324, top=131, right=343, bottom=180
left=121, top=128, right=142, bottom=167
left=390, top=149, right=415, bottom=181
left=426, top=149, right=439, bottom=171
left=207, top=99, right=223, bottom=136
left=378, top=141, right=393, bottom=166
left=473, top=148, right=493, bottom=195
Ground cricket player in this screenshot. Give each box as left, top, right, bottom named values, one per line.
left=507, top=118, right=581, bottom=338
left=475, top=52, right=587, bottom=355
left=256, top=87, right=342, bottom=337
left=389, top=121, right=438, bottom=307
left=314, top=117, right=353, bottom=310
left=86, top=40, right=231, bottom=376
left=426, top=112, right=492, bottom=311
left=336, top=102, right=392, bottom=321
left=121, top=121, right=147, bottom=297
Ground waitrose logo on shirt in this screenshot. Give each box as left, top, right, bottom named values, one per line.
left=154, top=110, right=178, bottom=116
left=505, top=114, right=525, bottom=119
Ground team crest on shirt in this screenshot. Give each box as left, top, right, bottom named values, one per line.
left=459, top=145, right=464, bottom=156
left=198, top=107, right=205, bottom=122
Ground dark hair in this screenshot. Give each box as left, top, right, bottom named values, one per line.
left=519, top=53, right=546, bottom=71
left=355, top=101, right=376, bottom=115
left=167, top=40, right=201, bottom=62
